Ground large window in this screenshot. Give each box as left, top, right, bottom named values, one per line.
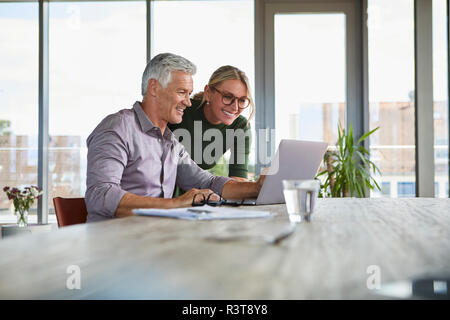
left=368, top=0, right=416, bottom=198
left=0, top=2, right=39, bottom=222
left=48, top=1, right=146, bottom=213
left=151, top=0, right=255, bottom=178
left=274, top=13, right=346, bottom=148
left=433, top=0, right=449, bottom=198
left=1, top=0, right=449, bottom=226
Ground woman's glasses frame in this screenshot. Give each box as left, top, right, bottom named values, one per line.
left=210, top=86, right=250, bottom=109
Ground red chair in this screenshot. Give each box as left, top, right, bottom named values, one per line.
left=53, top=197, right=88, bottom=227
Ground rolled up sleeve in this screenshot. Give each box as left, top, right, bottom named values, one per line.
left=85, top=115, right=128, bottom=221
left=175, top=144, right=231, bottom=195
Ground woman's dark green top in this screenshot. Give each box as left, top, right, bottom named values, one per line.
left=168, top=99, right=251, bottom=178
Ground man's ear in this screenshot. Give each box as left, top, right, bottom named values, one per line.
left=147, top=78, right=159, bottom=97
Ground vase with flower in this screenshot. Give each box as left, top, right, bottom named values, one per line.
left=3, top=186, right=43, bottom=227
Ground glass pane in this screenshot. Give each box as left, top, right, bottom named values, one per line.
left=433, top=0, right=449, bottom=198
left=0, top=2, right=39, bottom=222
left=274, top=13, right=346, bottom=148
left=49, top=2, right=146, bottom=214
left=398, top=182, right=415, bottom=197
left=368, top=0, right=415, bottom=198
left=151, top=0, right=255, bottom=178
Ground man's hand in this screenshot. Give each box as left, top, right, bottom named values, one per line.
left=174, top=188, right=220, bottom=207
left=230, top=176, right=248, bottom=182
left=255, top=174, right=266, bottom=191
left=115, top=188, right=221, bottom=218
left=254, top=166, right=269, bottom=190
left=115, top=170, right=269, bottom=218
left=221, top=173, right=267, bottom=200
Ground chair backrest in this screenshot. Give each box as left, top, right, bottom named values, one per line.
left=53, top=197, right=88, bottom=227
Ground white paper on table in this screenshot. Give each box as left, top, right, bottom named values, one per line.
left=132, top=205, right=272, bottom=220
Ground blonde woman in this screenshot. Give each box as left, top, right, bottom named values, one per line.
left=169, top=65, right=254, bottom=182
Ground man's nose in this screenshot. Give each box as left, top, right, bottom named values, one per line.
left=185, top=95, right=192, bottom=107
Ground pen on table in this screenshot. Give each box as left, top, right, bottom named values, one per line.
left=187, top=208, right=213, bottom=214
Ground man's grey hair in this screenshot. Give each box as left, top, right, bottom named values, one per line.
left=141, top=53, right=197, bottom=96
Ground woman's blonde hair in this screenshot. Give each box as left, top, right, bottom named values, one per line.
left=193, top=65, right=255, bottom=125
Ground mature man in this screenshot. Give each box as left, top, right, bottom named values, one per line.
left=85, top=53, right=264, bottom=222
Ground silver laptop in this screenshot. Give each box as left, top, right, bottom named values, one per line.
left=231, top=139, right=328, bottom=205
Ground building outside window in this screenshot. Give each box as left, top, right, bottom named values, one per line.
left=398, top=181, right=416, bottom=197
left=0, top=2, right=39, bottom=222
left=381, top=182, right=391, bottom=196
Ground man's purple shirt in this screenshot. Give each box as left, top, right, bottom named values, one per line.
left=85, top=101, right=231, bottom=222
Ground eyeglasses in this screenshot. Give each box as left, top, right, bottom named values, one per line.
left=192, top=193, right=244, bottom=207
left=210, top=87, right=250, bottom=109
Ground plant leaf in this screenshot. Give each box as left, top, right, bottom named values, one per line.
left=357, top=126, right=380, bottom=145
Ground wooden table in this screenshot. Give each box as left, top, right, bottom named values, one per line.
left=0, top=198, right=449, bottom=299
left=1, top=223, right=55, bottom=239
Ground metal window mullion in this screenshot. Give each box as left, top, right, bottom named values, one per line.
left=448, top=0, right=450, bottom=197
left=38, top=0, right=49, bottom=224
left=362, top=0, right=370, bottom=150
left=362, top=0, right=370, bottom=196
left=255, top=0, right=275, bottom=172
left=254, top=0, right=265, bottom=175
left=345, top=0, right=364, bottom=144
left=414, top=0, right=435, bottom=197
left=146, top=0, right=152, bottom=63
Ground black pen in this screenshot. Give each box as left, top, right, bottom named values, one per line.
left=187, top=208, right=213, bottom=214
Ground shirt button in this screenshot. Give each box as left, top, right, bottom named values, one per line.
left=158, top=138, right=161, bottom=143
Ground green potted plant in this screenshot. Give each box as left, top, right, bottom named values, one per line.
left=316, top=123, right=381, bottom=198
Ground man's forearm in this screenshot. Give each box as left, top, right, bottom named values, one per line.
left=221, top=180, right=261, bottom=200
left=115, top=192, right=177, bottom=218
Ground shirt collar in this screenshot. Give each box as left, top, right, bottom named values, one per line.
left=164, top=126, right=177, bottom=143
left=133, top=101, right=155, bottom=133
left=133, top=101, right=176, bottom=141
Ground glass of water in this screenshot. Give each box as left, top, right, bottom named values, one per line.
left=282, top=180, right=320, bottom=223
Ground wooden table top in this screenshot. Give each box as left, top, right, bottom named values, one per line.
left=0, top=198, right=449, bottom=299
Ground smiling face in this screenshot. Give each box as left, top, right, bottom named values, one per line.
left=204, top=79, right=248, bottom=126
left=156, top=70, right=194, bottom=125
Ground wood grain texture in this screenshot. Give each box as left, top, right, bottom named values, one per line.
left=0, top=198, right=449, bottom=299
